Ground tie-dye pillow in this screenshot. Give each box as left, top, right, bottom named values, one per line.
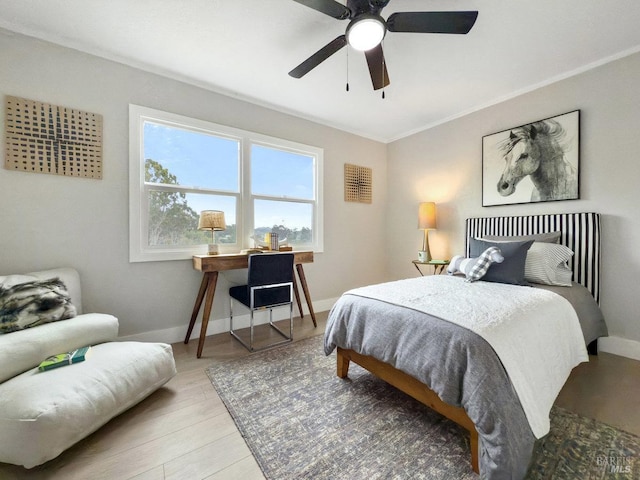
left=0, top=278, right=77, bottom=334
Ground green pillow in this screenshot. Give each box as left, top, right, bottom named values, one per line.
left=0, top=278, right=77, bottom=334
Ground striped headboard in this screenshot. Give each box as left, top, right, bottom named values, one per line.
left=465, top=212, right=601, bottom=303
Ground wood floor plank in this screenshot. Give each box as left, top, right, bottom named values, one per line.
left=75, top=396, right=228, bottom=458
left=204, top=456, right=265, bottom=480
left=164, top=432, right=252, bottom=480
left=127, top=465, right=165, bottom=480
left=42, top=415, right=239, bottom=480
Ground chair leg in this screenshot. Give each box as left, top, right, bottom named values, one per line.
left=250, top=309, right=255, bottom=351
left=289, top=301, right=293, bottom=339
left=230, top=299, right=253, bottom=352
left=230, top=304, right=294, bottom=353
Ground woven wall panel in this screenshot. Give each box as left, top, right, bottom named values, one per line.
left=344, top=163, right=372, bottom=204
left=5, top=96, right=103, bottom=179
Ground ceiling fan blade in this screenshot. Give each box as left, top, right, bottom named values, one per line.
left=387, top=11, right=478, bottom=34
left=292, top=0, right=350, bottom=20
left=289, top=35, right=347, bottom=78
left=364, top=44, right=390, bottom=90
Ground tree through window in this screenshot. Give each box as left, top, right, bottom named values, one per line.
left=129, top=105, right=323, bottom=262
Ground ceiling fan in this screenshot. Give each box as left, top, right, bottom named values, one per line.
left=289, top=0, right=478, bottom=90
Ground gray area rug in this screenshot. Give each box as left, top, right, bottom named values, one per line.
left=206, top=335, right=640, bottom=479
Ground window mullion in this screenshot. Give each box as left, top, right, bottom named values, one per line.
left=241, top=138, right=253, bottom=249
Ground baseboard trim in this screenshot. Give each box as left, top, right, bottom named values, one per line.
left=118, top=297, right=338, bottom=344
left=598, top=336, right=640, bottom=361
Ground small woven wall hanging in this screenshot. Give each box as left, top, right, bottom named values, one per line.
left=344, top=163, right=372, bottom=204
left=5, top=95, right=103, bottom=179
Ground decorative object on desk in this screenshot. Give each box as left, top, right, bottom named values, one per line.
left=198, top=210, right=226, bottom=255
left=418, top=201, right=437, bottom=262
left=482, top=110, right=580, bottom=206
left=269, top=232, right=279, bottom=250
left=253, top=233, right=288, bottom=250
left=344, top=163, right=372, bottom=204
left=38, top=346, right=92, bottom=372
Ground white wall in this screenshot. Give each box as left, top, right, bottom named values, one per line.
left=2, top=29, right=638, bottom=359
left=0, top=31, right=389, bottom=341
left=387, top=52, right=640, bottom=359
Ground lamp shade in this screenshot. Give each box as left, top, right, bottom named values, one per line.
left=418, top=202, right=437, bottom=230
left=198, top=210, right=226, bottom=231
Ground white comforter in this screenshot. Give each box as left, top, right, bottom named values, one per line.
left=345, top=275, right=588, bottom=438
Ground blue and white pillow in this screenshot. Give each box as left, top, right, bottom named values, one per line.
left=448, top=246, right=504, bottom=282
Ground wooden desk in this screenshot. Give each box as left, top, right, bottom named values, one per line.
left=184, top=251, right=316, bottom=357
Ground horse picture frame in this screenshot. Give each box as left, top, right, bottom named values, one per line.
left=482, top=110, right=580, bottom=206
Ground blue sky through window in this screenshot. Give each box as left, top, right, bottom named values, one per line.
left=144, top=122, right=314, bottom=230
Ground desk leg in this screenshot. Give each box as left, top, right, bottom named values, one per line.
left=295, top=263, right=317, bottom=328
left=185, top=274, right=209, bottom=344
left=197, top=271, right=218, bottom=358
left=292, top=274, right=304, bottom=319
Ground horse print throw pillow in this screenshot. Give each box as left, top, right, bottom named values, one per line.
left=0, top=278, right=77, bottom=334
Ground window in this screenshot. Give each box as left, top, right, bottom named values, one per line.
left=129, top=105, right=323, bottom=262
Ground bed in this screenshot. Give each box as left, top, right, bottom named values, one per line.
left=324, top=212, right=608, bottom=480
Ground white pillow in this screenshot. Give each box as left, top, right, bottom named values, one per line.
left=524, top=242, right=573, bottom=286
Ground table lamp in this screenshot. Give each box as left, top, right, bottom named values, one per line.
left=198, top=210, right=226, bottom=255
left=418, top=202, right=437, bottom=262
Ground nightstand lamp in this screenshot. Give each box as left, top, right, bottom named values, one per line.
left=198, top=210, right=226, bottom=255
left=418, top=202, right=437, bottom=262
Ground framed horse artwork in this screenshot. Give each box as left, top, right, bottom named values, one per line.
left=482, top=110, right=580, bottom=206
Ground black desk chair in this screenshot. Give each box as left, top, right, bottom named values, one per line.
left=229, top=253, right=294, bottom=352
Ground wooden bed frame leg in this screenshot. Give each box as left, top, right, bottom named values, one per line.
left=336, top=348, right=350, bottom=378
left=470, top=429, right=479, bottom=474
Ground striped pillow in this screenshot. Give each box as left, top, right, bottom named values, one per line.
left=524, top=242, right=573, bottom=286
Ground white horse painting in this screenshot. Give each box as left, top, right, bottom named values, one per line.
left=482, top=111, right=579, bottom=206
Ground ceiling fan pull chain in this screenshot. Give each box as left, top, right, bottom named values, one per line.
left=381, top=40, right=386, bottom=99
left=346, top=46, right=350, bottom=92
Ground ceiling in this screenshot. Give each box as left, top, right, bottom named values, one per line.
left=1, top=0, right=640, bottom=143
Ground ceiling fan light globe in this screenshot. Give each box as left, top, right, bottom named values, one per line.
left=347, top=17, right=386, bottom=51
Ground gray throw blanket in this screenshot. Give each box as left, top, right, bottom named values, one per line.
left=324, top=294, right=536, bottom=480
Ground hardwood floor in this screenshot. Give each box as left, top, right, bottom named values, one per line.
left=0, top=313, right=327, bottom=480
left=1, top=311, right=639, bottom=479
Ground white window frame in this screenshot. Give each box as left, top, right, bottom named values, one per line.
left=129, top=104, right=324, bottom=262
